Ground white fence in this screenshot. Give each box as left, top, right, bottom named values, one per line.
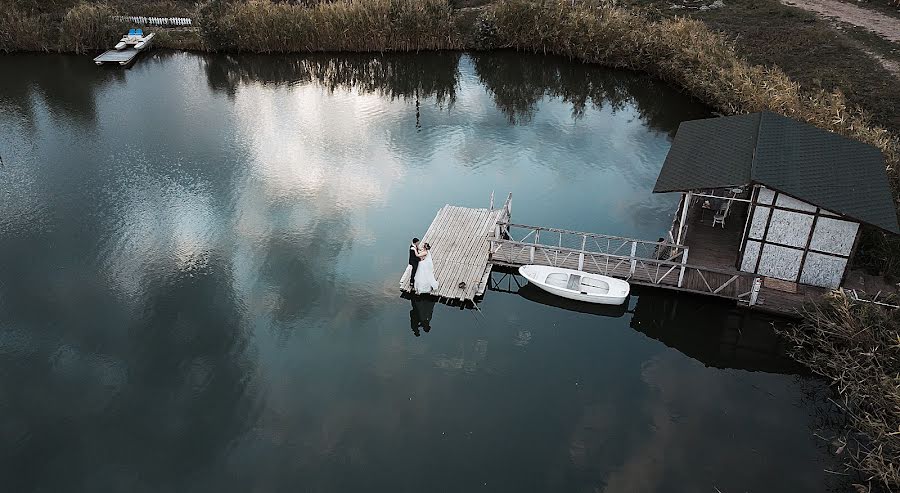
left=116, top=16, right=193, bottom=27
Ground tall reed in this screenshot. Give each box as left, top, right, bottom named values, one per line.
left=0, top=1, right=124, bottom=52
left=200, top=0, right=461, bottom=53
left=59, top=3, right=126, bottom=54
left=780, top=293, right=900, bottom=490
left=0, top=6, right=55, bottom=52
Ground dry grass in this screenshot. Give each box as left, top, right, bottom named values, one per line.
left=59, top=3, right=126, bottom=54
left=0, top=7, right=56, bottom=52
left=0, top=1, right=124, bottom=53
left=199, top=0, right=461, bottom=52
left=779, top=293, right=900, bottom=490
left=486, top=0, right=899, bottom=159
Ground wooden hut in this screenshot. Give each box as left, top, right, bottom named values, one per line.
left=654, top=112, right=898, bottom=290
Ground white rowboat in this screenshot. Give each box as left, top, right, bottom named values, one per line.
left=518, top=265, right=630, bottom=305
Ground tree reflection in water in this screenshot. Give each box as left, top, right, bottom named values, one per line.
left=200, top=51, right=708, bottom=136
left=470, top=51, right=709, bottom=132
left=202, top=51, right=460, bottom=107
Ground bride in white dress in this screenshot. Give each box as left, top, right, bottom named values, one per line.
left=414, top=242, right=439, bottom=295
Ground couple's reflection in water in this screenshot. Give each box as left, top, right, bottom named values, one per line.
left=409, top=295, right=436, bottom=337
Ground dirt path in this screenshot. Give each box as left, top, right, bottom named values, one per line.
left=782, top=0, right=900, bottom=42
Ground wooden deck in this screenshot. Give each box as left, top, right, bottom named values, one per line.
left=677, top=197, right=823, bottom=317
left=681, top=199, right=746, bottom=270
left=400, top=192, right=823, bottom=317
left=399, top=196, right=510, bottom=303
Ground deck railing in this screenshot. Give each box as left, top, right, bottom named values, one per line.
left=489, top=223, right=761, bottom=305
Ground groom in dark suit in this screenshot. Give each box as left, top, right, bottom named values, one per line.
left=408, top=237, right=420, bottom=288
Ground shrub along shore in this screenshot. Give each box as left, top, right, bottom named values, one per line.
left=2, top=0, right=899, bottom=487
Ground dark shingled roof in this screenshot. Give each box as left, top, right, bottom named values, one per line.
left=654, top=112, right=899, bottom=234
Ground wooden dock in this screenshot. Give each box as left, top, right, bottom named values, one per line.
left=94, top=47, right=142, bottom=66
left=400, top=193, right=827, bottom=316
left=399, top=194, right=511, bottom=303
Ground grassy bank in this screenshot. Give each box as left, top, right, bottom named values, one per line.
left=779, top=294, right=900, bottom=490
left=623, top=0, right=900, bottom=136
left=2, top=0, right=900, bottom=487
left=1, top=2, right=126, bottom=53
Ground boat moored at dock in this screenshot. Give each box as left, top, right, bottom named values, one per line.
left=518, top=265, right=631, bottom=305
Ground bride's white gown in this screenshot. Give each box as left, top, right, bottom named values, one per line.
left=414, top=252, right=439, bottom=294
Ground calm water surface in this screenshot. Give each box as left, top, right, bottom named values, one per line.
left=0, top=52, right=842, bottom=492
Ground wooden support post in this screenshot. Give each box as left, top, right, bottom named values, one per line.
left=557, top=231, right=562, bottom=266
left=749, top=277, right=762, bottom=306
left=629, top=241, right=637, bottom=275
left=489, top=190, right=494, bottom=210
left=678, top=248, right=689, bottom=288
left=578, top=235, right=586, bottom=271
left=676, top=192, right=691, bottom=245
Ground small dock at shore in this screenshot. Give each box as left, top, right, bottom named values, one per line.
left=94, top=30, right=155, bottom=67
left=400, top=192, right=823, bottom=317
left=94, top=47, right=142, bottom=66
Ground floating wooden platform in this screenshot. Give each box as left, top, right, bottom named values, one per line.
left=400, top=195, right=510, bottom=303
left=94, top=48, right=141, bottom=66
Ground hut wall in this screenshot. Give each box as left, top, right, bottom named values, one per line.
left=739, top=186, right=858, bottom=289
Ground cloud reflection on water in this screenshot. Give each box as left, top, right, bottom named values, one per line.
left=0, top=52, right=845, bottom=492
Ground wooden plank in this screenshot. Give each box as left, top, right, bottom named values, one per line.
left=428, top=206, right=457, bottom=291
left=434, top=206, right=485, bottom=300
left=455, top=208, right=487, bottom=299
left=433, top=206, right=467, bottom=292
left=438, top=207, right=474, bottom=297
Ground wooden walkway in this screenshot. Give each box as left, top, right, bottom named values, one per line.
left=490, top=223, right=762, bottom=306
left=399, top=195, right=510, bottom=303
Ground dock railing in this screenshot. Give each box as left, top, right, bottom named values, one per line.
left=489, top=223, right=761, bottom=305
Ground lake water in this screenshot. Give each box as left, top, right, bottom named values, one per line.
left=0, top=52, right=843, bottom=492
